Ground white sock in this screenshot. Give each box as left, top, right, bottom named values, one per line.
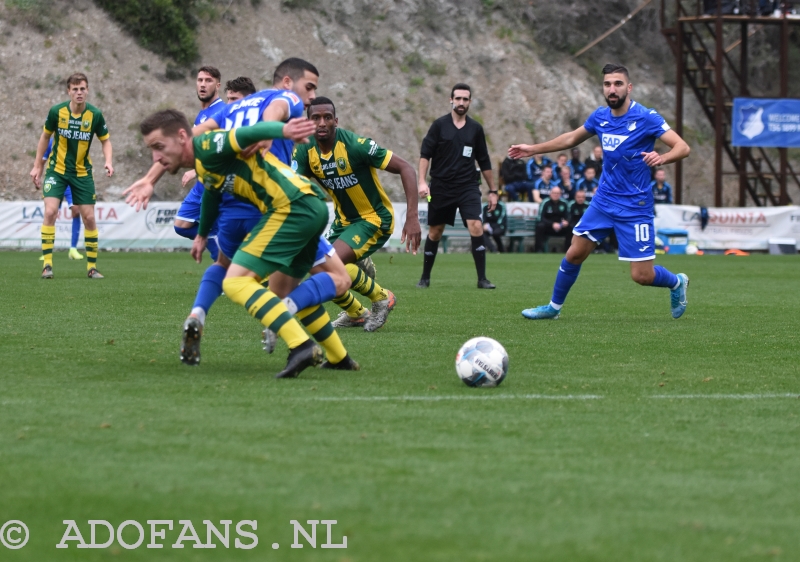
left=549, top=301, right=563, bottom=311
left=283, top=297, right=298, bottom=315
left=190, top=307, right=207, bottom=326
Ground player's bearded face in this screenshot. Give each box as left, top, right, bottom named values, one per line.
left=603, top=74, right=630, bottom=110
left=196, top=72, right=218, bottom=103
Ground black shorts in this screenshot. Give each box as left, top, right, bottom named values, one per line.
left=427, top=187, right=482, bottom=227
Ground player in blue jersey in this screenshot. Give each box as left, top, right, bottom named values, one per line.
left=171, top=66, right=226, bottom=262
left=509, top=63, right=692, bottom=320
left=37, top=139, right=83, bottom=261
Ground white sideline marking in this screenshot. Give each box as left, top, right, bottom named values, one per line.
left=651, top=393, right=800, bottom=400
left=306, top=394, right=604, bottom=402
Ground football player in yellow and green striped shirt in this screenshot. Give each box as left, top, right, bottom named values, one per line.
left=30, top=72, right=113, bottom=280
left=139, top=109, right=351, bottom=378
left=292, top=96, right=421, bottom=332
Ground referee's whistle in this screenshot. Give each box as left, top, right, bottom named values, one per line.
left=426, top=195, right=431, bottom=202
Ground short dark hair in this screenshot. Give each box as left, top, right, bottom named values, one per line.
left=140, top=109, right=192, bottom=138
left=450, top=83, right=471, bottom=98
left=307, top=96, right=336, bottom=118
left=225, top=76, right=256, bottom=96
left=197, top=65, right=221, bottom=82
left=602, top=63, right=629, bottom=80
left=66, top=72, right=88, bottom=88
left=273, top=58, right=319, bottom=85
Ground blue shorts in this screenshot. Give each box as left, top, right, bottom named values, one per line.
left=314, top=236, right=336, bottom=267
left=216, top=214, right=262, bottom=260
left=176, top=182, right=204, bottom=223
left=62, top=186, right=73, bottom=206
left=572, top=203, right=655, bottom=262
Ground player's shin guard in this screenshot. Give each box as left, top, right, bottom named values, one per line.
left=551, top=258, right=582, bottom=309
left=191, top=264, right=227, bottom=324
left=651, top=265, right=679, bottom=289
left=296, top=305, right=347, bottom=364
left=346, top=263, right=387, bottom=302
left=471, top=236, right=487, bottom=280
left=222, top=276, right=309, bottom=349
left=84, top=229, right=99, bottom=271
left=71, top=216, right=81, bottom=248
left=421, top=236, right=439, bottom=279
left=41, top=225, right=55, bottom=268
left=283, top=273, right=338, bottom=314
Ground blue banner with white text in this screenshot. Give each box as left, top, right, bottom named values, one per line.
left=732, top=98, right=800, bottom=148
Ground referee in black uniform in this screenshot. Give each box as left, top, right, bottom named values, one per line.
left=417, top=83, right=498, bottom=289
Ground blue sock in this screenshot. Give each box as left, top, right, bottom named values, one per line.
left=174, top=224, right=198, bottom=240
left=71, top=216, right=81, bottom=248
left=551, top=258, right=582, bottom=307
left=284, top=273, right=338, bottom=314
left=651, top=265, right=679, bottom=289
left=191, top=264, right=227, bottom=321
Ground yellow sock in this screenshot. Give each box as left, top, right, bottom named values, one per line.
left=332, top=290, right=367, bottom=318
left=345, top=262, right=387, bottom=303
left=85, top=229, right=98, bottom=271
left=223, top=276, right=309, bottom=349
left=296, top=305, right=347, bottom=364
left=41, top=225, right=55, bottom=268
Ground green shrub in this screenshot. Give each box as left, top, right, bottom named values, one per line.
left=93, top=0, right=200, bottom=66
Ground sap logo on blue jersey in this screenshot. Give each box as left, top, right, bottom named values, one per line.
left=601, top=133, right=630, bottom=151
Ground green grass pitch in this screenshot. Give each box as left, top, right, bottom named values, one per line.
left=1, top=250, right=799, bottom=561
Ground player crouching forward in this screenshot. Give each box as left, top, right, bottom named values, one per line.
left=140, top=109, right=350, bottom=378
left=292, top=97, right=422, bottom=331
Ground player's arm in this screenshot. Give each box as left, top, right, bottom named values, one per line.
left=30, top=130, right=52, bottom=189
left=642, top=129, right=691, bottom=167
left=122, top=162, right=168, bottom=212
left=192, top=117, right=220, bottom=136
left=233, top=119, right=315, bottom=151
left=418, top=120, right=440, bottom=198
left=418, top=158, right=431, bottom=198
left=100, top=137, right=114, bottom=177
left=385, top=154, right=421, bottom=254
left=509, top=127, right=593, bottom=160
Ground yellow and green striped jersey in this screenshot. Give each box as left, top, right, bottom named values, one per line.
left=194, top=127, right=326, bottom=235
left=293, top=128, right=394, bottom=229
left=43, top=101, right=109, bottom=177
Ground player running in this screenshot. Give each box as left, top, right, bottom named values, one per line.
left=508, top=63, right=691, bottom=319
left=292, top=96, right=422, bottom=331
left=29, top=72, right=112, bottom=279
left=140, top=109, right=348, bottom=378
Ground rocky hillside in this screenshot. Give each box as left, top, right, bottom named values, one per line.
left=0, top=0, right=764, bottom=206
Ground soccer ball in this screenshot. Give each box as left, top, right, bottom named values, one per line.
left=455, top=337, right=509, bottom=388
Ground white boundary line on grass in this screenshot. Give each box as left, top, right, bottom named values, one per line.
left=302, top=393, right=800, bottom=402
left=308, top=394, right=604, bottom=402
left=650, top=393, right=800, bottom=399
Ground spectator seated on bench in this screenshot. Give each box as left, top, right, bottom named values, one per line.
left=482, top=200, right=507, bottom=253
left=535, top=186, right=570, bottom=253
left=499, top=156, right=535, bottom=202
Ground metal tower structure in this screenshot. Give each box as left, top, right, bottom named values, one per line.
left=660, top=0, right=800, bottom=206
